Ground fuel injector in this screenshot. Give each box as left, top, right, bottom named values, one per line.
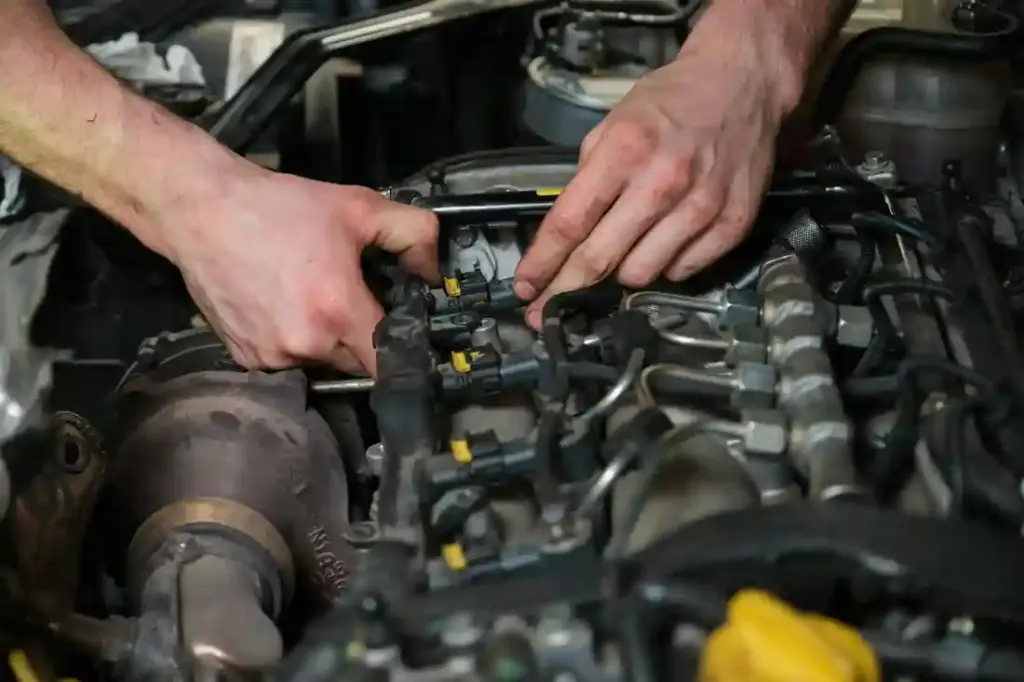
left=428, top=268, right=522, bottom=315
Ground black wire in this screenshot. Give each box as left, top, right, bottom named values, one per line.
left=541, top=284, right=621, bottom=402
left=617, top=601, right=658, bottom=682
left=834, top=232, right=877, bottom=304
left=850, top=332, right=890, bottom=379
left=850, top=211, right=939, bottom=246
left=542, top=320, right=572, bottom=403
left=533, top=410, right=564, bottom=507
left=633, top=580, right=727, bottom=630
left=945, top=398, right=978, bottom=518
left=535, top=285, right=622, bottom=514
left=566, top=362, right=621, bottom=383
left=863, top=278, right=954, bottom=310
left=857, top=357, right=997, bottom=501
left=607, top=423, right=706, bottom=559
left=845, top=356, right=995, bottom=399
left=851, top=279, right=954, bottom=378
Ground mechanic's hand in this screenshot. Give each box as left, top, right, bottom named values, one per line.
left=164, top=168, right=438, bottom=375
left=514, top=41, right=792, bottom=328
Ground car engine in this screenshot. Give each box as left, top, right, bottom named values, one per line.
left=4, top=1, right=1024, bottom=681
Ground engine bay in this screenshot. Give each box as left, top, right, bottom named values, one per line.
left=4, top=1, right=1024, bottom=681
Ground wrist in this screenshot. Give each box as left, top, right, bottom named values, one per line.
left=682, top=0, right=817, bottom=120
left=111, top=99, right=257, bottom=264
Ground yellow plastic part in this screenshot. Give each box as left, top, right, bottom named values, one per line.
left=535, top=188, right=563, bottom=197
left=451, top=352, right=471, bottom=373
left=442, top=543, right=468, bottom=571
left=450, top=439, right=473, bottom=464
left=8, top=651, right=40, bottom=682
left=699, top=590, right=879, bottom=682
left=444, top=277, right=462, bottom=297
left=7, top=650, right=77, bottom=682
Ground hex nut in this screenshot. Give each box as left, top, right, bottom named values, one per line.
left=730, top=362, right=777, bottom=409
left=835, top=305, right=874, bottom=349
left=719, top=289, right=761, bottom=330
left=739, top=409, right=788, bottom=456
left=725, top=326, right=768, bottom=365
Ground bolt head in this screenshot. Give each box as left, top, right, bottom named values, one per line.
left=864, top=150, right=886, bottom=166
left=740, top=409, right=788, bottom=456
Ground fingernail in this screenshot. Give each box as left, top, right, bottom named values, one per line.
left=514, top=280, right=536, bottom=301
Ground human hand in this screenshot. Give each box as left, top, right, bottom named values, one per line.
left=514, top=35, right=797, bottom=327
left=162, top=166, right=438, bottom=375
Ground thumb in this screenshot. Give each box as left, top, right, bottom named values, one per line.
left=366, top=199, right=440, bottom=283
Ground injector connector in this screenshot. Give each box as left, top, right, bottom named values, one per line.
left=429, top=269, right=522, bottom=315
left=416, top=432, right=536, bottom=502
left=439, top=346, right=540, bottom=398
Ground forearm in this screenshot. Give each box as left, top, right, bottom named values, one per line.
left=685, top=0, right=858, bottom=116
left=0, top=0, right=245, bottom=260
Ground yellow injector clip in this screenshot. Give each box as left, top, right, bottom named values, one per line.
left=451, top=352, right=472, bottom=373
left=699, top=590, right=879, bottom=682
left=441, top=543, right=468, bottom=571
left=443, top=277, right=462, bottom=297
left=450, top=438, right=473, bottom=464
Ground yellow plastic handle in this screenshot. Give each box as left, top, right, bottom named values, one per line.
left=699, top=590, right=879, bottom=682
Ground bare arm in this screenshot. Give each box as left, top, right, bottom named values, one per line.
left=0, top=0, right=440, bottom=374
left=0, top=0, right=246, bottom=261
left=685, top=0, right=859, bottom=118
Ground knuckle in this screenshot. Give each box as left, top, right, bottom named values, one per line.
left=228, top=345, right=258, bottom=370
left=715, top=209, right=754, bottom=243
left=258, top=351, right=293, bottom=370
left=665, top=270, right=686, bottom=283
left=280, top=325, right=331, bottom=360
left=617, top=265, right=655, bottom=289
left=580, top=127, right=602, bottom=159
left=306, top=285, right=349, bottom=328
left=345, top=189, right=385, bottom=238
left=579, top=245, right=615, bottom=281
left=686, top=189, right=725, bottom=222
left=648, top=175, right=683, bottom=207
left=667, top=257, right=697, bottom=282
left=610, top=120, right=657, bottom=159
left=548, top=213, right=589, bottom=246
left=719, top=204, right=754, bottom=233
left=650, top=153, right=692, bottom=190
left=419, top=211, right=440, bottom=241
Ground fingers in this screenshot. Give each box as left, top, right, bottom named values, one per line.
left=329, top=188, right=438, bottom=375
left=332, top=277, right=385, bottom=376
left=524, top=151, right=698, bottom=324
left=664, top=213, right=743, bottom=282
left=666, top=156, right=770, bottom=281
left=362, top=194, right=441, bottom=283
left=515, top=122, right=655, bottom=300
left=666, top=183, right=760, bottom=282
left=326, top=346, right=367, bottom=376
left=617, top=183, right=724, bottom=287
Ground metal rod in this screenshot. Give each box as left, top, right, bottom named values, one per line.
left=624, top=291, right=722, bottom=315
left=310, top=378, right=376, bottom=394
left=659, top=331, right=730, bottom=351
